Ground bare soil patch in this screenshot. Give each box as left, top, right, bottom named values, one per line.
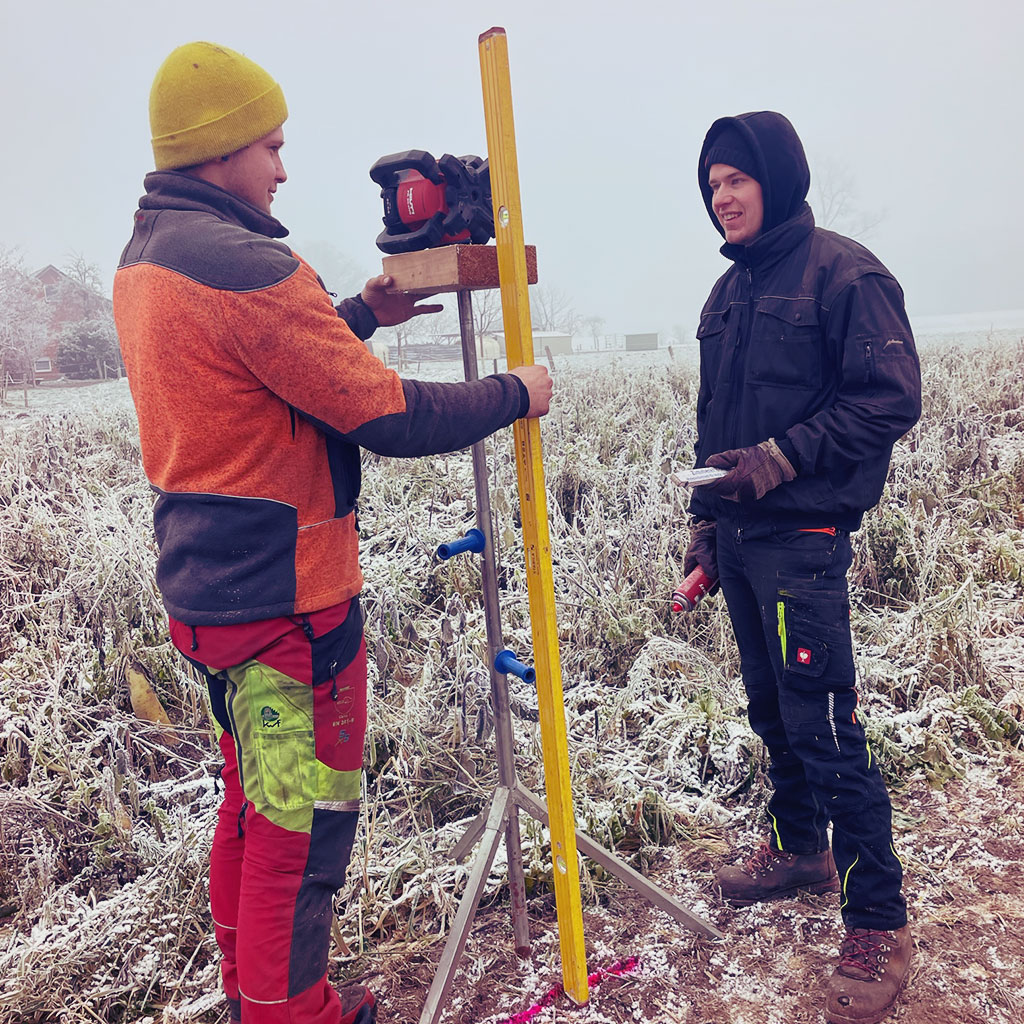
left=346, top=759, right=1024, bottom=1024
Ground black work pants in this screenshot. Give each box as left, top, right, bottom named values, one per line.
left=717, top=519, right=907, bottom=931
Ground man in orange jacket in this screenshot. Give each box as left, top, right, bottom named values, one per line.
left=114, top=41, right=551, bottom=1024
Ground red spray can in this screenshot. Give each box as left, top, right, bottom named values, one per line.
left=671, top=566, right=717, bottom=612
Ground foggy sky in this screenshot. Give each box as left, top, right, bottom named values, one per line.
left=4, top=0, right=1021, bottom=336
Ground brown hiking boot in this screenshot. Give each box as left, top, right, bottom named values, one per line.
left=716, top=841, right=840, bottom=907
left=826, top=924, right=912, bottom=1024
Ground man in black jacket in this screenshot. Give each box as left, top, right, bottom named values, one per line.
left=683, top=111, right=920, bottom=1024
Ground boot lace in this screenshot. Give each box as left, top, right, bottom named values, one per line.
left=742, top=842, right=787, bottom=877
left=838, top=928, right=894, bottom=980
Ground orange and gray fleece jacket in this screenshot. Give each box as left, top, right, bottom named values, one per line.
left=114, top=172, right=527, bottom=626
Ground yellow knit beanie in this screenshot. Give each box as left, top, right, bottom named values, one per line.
left=149, top=41, right=288, bottom=171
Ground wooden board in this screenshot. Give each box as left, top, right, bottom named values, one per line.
left=382, top=244, right=537, bottom=294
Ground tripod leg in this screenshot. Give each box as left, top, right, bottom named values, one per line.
left=514, top=786, right=724, bottom=941
left=455, top=287, right=531, bottom=958
left=449, top=808, right=488, bottom=863
left=505, top=804, right=531, bottom=956
left=420, top=787, right=513, bottom=1024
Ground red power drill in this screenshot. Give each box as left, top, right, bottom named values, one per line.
left=671, top=566, right=717, bottom=612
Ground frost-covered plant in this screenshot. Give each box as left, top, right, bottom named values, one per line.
left=0, top=339, right=1022, bottom=1020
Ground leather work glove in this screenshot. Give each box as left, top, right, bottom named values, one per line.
left=704, top=438, right=797, bottom=503
left=683, top=518, right=719, bottom=582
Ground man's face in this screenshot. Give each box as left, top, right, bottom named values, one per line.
left=708, top=163, right=763, bottom=244
left=220, top=126, right=287, bottom=213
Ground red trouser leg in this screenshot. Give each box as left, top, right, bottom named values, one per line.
left=211, top=730, right=246, bottom=1022
left=235, top=811, right=343, bottom=1024
left=212, top=742, right=347, bottom=1024
left=218, top=631, right=367, bottom=1023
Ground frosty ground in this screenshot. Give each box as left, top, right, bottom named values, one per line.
left=1, top=332, right=1023, bottom=1024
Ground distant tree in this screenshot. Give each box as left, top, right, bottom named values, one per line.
left=812, top=157, right=884, bottom=240
left=415, top=291, right=508, bottom=363
left=583, top=314, right=606, bottom=346
left=62, top=251, right=105, bottom=293
left=51, top=253, right=109, bottom=323
left=381, top=319, right=417, bottom=371
left=0, top=247, right=50, bottom=386
left=57, top=309, right=121, bottom=380
left=470, top=288, right=504, bottom=338
left=420, top=304, right=461, bottom=347
left=672, top=322, right=694, bottom=344
left=531, top=285, right=582, bottom=334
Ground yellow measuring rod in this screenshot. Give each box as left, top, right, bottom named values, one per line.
left=478, top=26, right=589, bottom=1005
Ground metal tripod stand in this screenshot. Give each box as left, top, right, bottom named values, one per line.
left=419, top=291, right=723, bottom=1024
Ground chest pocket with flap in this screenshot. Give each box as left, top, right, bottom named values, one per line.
left=749, top=297, right=822, bottom=389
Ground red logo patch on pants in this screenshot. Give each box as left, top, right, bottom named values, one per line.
left=797, top=647, right=812, bottom=665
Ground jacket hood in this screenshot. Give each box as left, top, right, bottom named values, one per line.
left=698, top=111, right=810, bottom=239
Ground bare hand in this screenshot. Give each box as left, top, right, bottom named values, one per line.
left=510, top=365, right=553, bottom=418
left=360, top=274, right=443, bottom=327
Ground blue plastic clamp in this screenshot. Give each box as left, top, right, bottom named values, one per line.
left=494, top=649, right=536, bottom=684
left=436, top=528, right=486, bottom=560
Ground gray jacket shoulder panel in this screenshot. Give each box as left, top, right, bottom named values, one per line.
left=119, top=207, right=300, bottom=292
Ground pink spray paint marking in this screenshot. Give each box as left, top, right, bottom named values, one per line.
left=500, top=957, right=640, bottom=1024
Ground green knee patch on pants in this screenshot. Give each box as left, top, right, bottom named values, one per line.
left=225, top=661, right=360, bottom=833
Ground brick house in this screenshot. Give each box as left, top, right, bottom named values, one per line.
left=30, top=265, right=114, bottom=382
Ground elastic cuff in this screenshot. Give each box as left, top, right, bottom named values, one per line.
left=512, top=375, right=530, bottom=417
left=774, top=436, right=800, bottom=475
left=336, top=294, right=380, bottom=341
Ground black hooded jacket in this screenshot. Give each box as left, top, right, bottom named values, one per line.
left=689, top=112, right=921, bottom=531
